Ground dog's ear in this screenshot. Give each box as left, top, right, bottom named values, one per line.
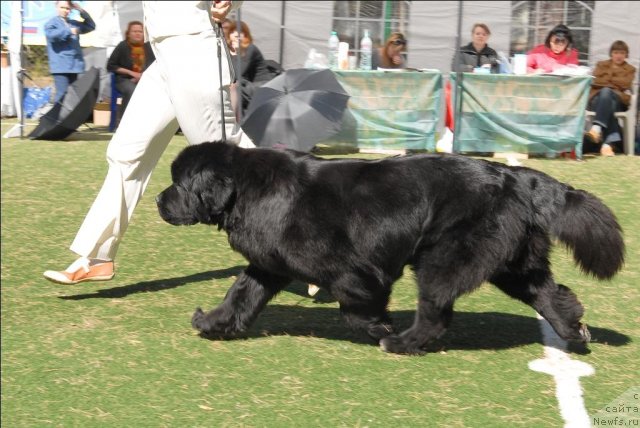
left=195, top=172, right=235, bottom=221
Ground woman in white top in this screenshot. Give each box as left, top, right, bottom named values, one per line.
left=44, top=1, right=253, bottom=284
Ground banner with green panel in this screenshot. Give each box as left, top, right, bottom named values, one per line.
left=332, top=70, right=442, bottom=151
left=451, top=73, right=592, bottom=155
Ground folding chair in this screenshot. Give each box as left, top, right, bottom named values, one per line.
left=109, top=73, right=122, bottom=132
left=586, top=80, right=638, bottom=155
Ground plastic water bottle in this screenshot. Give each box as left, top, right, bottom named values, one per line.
left=359, top=29, right=372, bottom=70
left=328, top=31, right=339, bottom=70
left=497, top=51, right=512, bottom=74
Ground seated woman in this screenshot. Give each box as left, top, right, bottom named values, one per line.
left=372, top=32, right=407, bottom=70
left=452, top=23, right=498, bottom=73
left=227, top=20, right=270, bottom=115
left=107, top=21, right=155, bottom=123
left=527, top=24, right=578, bottom=73
left=584, top=40, right=636, bottom=156
left=228, top=20, right=268, bottom=83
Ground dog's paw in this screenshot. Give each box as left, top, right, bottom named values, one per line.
left=379, top=335, right=426, bottom=355
left=191, top=307, right=242, bottom=338
left=191, top=307, right=208, bottom=332
left=578, top=323, right=591, bottom=343
left=367, top=322, right=394, bottom=341
left=562, top=322, right=591, bottom=343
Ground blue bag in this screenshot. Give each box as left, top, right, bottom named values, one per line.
left=23, top=86, right=52, bottom=118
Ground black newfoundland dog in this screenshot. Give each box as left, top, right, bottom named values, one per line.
left=156, top=142, right=624, bottom=354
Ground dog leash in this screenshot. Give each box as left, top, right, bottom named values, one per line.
left=214, top=22, right=227, bottom=141
left=209, top=2, right=236, bottom=141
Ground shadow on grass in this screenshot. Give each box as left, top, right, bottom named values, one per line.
left=58, top=270, right=630, bottom=354
left=66, top=127, right=114, bottom=141
left=58, top=266, right=245, bottom=300
left=203, top=305, right=631, bottom=353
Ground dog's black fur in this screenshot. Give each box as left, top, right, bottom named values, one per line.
left=156, top=142, right=624, bottom=354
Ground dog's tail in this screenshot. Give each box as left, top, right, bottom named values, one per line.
left=551, top=188, right=624, bottom=280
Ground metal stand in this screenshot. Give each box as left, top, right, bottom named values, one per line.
left=452, top=0, right=464, bottom=154
left=3, top=69, right=27, bottom=138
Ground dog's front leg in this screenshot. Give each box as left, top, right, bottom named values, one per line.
left=192, top=264, right=290, bottom=337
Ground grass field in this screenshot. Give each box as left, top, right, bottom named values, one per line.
left=2, top=119, right=639, bottom=427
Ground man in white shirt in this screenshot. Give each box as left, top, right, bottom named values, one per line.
left=44, top=1, right=253, bottom=284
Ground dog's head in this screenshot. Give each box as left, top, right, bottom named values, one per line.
left=156, top=142, right=237, bottom=226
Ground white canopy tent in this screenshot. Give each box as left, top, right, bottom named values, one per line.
left=239, top=1, right=639, bottom=72
left=2, top=1, right=639, bottom=138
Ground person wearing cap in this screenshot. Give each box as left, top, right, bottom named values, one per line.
left=44, top=1, right=96, bottom=103
left=526, top=24, right=579, bottom=73
left=584, top=40, right=636, bottom=156
left=452, top=23, right=498, bottom=73
left=372, top=32, right=407, bottom=70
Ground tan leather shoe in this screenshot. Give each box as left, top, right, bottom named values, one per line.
left=43, top=258, right=114, bottom=284
left=600, top=144, right=615, bottom=157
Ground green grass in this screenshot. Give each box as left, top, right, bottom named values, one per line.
left=2, top=119, right=639, bottom=427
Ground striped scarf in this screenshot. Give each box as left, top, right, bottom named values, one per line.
left=128, top=41, right=145, bottom=73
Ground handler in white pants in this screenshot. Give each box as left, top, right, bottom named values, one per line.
left=44, top=1, right=252, bottom=284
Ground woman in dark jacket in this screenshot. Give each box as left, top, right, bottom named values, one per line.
left=452, top=23, right=498, bottom=73
left=107, top=21, right=155, bottom=119
left=228, top=20, right=268, bottom=83
left=228, top=20, right=269, bottom=114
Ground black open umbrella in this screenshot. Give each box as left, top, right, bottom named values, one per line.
left=29, top=67, right=100, bottom=140
left=241, top=68, right=350, bottom=152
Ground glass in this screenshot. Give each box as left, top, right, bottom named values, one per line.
left=334, top=20, right=355, bottom=52
left=566, top=1, right=595, bottom=27
left=388, top=1, right=411, bottom=20
left=509, top=0, right=593, bottom=64
left=334, top=1, right=357, bottom=18
left=509, top=2, right=529, bottom=55
left=358, top=21, right=382, bottom=49
left=571, top=29, right=591, bottom=66
left=332, top=1, right=411, bottom=56
left=359, top=1, right=383, bottom=19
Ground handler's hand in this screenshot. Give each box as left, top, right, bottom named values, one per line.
left=210, top=1, right=232, bottom=23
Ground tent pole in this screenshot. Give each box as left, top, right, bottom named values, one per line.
left=19, top=0, right=24, bottom=138
left=279, top=1, right=286, bottom=66
left=452, top=0, right=464, bottom=154
left=236, top=9, right=242, bottom=122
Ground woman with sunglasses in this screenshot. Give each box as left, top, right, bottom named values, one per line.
left=372, top=32, right=407, bottom=70
left=527, top=24, right=579, bottom=73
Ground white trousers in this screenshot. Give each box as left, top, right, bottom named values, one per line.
left=70, top=30, right=253, bottom=260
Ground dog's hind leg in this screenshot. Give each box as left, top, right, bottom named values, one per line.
left=331, top=272, right=394, bottom=341
left=490, top=271, right=590, bottom=343
left=192, top=264, right=290, bottom=337
left=379, top=248, right=485, bottom=355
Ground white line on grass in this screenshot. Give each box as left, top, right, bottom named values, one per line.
left=528, top=313, right=595, bottom=428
